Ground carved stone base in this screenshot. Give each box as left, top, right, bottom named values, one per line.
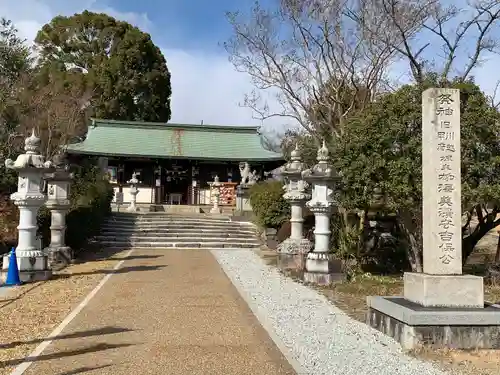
left=2, top=253, right=52, bottom=283
left=277, top=253, right=306, bottom=272
left=46, top=246, right=73, bottom=269
left=277, top=238, right=312, bottom=254
left=304, top=252, right=345, bottom=286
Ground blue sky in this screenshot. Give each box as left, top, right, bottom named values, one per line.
left=102, top=0, right=244, bottom=51
left=1, top=0, right=499, bottom=131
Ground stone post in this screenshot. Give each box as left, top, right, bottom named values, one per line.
left=127, top=172, right=140, bottom=212
left=1, top=130, right=54, bottom=282
left=45, top=166, right=73, bottom=267
left=404, top=87, right=484, bottom=308
left=302, top=141, right=343, bottom=285
left=277, top=143, right=312, bottom=256
left=209, top=175, right=222, bottom=214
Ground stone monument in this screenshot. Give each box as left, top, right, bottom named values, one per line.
left=301, top=141, right=343, bottom=285
left=209, top=175, right=222, bottom=214
left=277, top=143, right=312, bottom=268
left=127, top=172, right=140, bottom=212
left=44, top=152, right=73, bottom=267
left=367, top=88, right=497, bottom=350
left=1, top=130, right=54, bottom=282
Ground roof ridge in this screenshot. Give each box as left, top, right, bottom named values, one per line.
left=90, top=118, right=261, bottom=133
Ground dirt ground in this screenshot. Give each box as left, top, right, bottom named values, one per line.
left=255, top=229, right=500, bottom=375
left=0, top=246, right=132, bottom=375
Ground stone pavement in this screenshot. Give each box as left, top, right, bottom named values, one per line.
left=18, top=249, right=297, bottom=375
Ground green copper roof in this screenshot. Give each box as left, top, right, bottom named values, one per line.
left=66, top=119, right=283, bottom=161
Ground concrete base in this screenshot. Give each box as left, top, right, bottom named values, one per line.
left=2, top=253, right=53, bottom=283
left=277, top=238, right=312, bottom=255
left=404, top=272, right=484, bottom=308
left=303, top=258, right=345, bottom=286
left=277, top=252, right=306, bottom=272
left=367, top=296, right=500, bottom=350
left=303, top=270, right=345, bottom=286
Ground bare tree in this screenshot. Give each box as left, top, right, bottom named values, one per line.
left=347, top=0, right=500, bottom=85
left=224, top=0, right=399, bottom=138
left=16, top=71, right=92, bottom=160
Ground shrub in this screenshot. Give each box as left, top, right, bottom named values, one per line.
left=249, top=180, right=290, bottom=229
left=37, top=163, right=114, bottom=255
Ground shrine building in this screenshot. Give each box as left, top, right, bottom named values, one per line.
left=66, top=118, right=284, bottom=208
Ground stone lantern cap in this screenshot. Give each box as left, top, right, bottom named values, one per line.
left=211, top=175, right=222, bottom=187
left=280, top=143, right=305, bottom=178
left=301, top=140, right=340, bottom=183
left=127, top=172, right=140, bottom=185
left=5, top=129, right=54, bottom=171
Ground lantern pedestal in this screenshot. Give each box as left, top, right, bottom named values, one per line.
left=1, top=130, right=54, bottom=283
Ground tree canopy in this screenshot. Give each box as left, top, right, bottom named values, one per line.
left=34, top=10, right=172, bottom=122
left=335, top=76, right=500, bottom=271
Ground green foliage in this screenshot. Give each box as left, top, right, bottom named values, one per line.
left=38, top=163, right=114, bottom=252
left=249, top=180, right=290, bottom=229
left=334, top=77, right=500, bottom=266
left=337, top=77, right=500, bottom=212
left=34, top=10, right=172, bottom=122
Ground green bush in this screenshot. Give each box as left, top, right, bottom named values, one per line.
left=38, top=163, right=114, bottom=254
left=249, top=180, right=290, bottom=229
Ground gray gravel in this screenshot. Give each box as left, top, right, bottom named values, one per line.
left=211, top=248, right=450, bottom=375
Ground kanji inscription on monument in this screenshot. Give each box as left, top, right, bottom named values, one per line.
left=422, top=88, right=461, bottom=275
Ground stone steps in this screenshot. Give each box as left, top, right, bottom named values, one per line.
left=100, top=224, right=254, bottom=232
left=96, top=213, right=260, bottom=249
left=95, top=235, right=259, bottom=242
left=95, top=240, right=259, bottom=249
left=99, top=227, right=256, bottom=234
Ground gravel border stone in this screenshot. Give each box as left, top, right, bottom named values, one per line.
left=211, top=248, right=451, bottom=375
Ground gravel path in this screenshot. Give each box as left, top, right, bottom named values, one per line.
left=211, top=248, right=451, bottom=375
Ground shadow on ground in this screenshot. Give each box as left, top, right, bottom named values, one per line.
left=0, top=326, right=134, bottom=350
left=57, top=364, right=113, bottom=375
left=53, top=265, right=166, bottom=280
left=0, top=343, right=136, bottom=368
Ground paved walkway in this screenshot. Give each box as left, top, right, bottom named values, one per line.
left=18, top=249, right=296, bottom=375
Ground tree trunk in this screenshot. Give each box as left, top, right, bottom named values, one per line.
left=398, top=210, right=423, bottom=272
left=462, top=219, right=497, bottom=265
left=495, top=232, right=500, bottom=263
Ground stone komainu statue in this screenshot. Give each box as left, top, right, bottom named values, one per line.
left=239, top=162, right=259, bottom=185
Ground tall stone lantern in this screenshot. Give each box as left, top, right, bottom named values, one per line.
left=209, top=175, right=222, bottom=214
left=302, top=141, right=343, bottom=285
left=277, top=143, right=312, bottom=256
left=44, top=152, right=73, bottom=267
left=2, top=130, right=54, bottom=282
left=127, top=172, right=140, bottom=212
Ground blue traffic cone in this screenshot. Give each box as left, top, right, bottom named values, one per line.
left=5, top=247, right=21, bottom=286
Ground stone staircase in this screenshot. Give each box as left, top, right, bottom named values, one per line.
left=95, top=212, right=262, bottom=249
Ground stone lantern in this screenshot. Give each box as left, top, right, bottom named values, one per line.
left=44, top=152, right=73, bottom=267
left=209, top=175, right=222, bottom=214
left=277, top=143, right=312, bottom=256
left=301, top=141, right=343, bottom=285
left=127, top=172, right=140, bottom=212
left=2, top=129, right=54, bottom=282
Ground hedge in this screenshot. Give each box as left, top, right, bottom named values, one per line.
left=38, top=163, right=114, bottom=254
left=249, top=180, right=290, bottom=229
